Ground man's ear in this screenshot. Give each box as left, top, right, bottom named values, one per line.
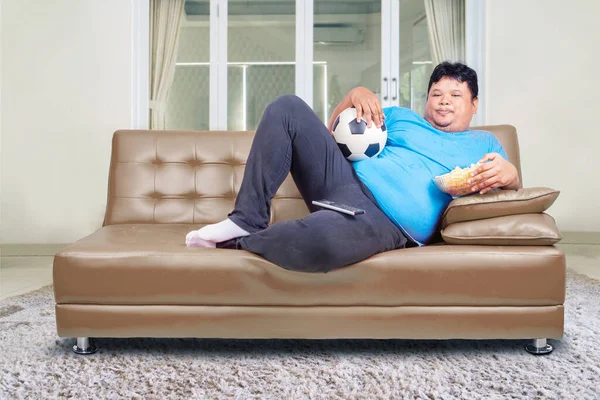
left=472, top=97, right=479, bottom=114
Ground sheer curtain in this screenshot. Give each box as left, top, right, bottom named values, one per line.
left=424, top=0, right=465, bottom=65
left=149, top=0, right=185, bottom=129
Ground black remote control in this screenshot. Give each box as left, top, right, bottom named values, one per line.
left=311, top=200, right=366, bottom=215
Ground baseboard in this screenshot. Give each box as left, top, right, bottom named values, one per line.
left=1, top=232, right=599, bottom=256
left=0, top=244, right=69, bottom=256
left=559, top=232, right=600, bottom=245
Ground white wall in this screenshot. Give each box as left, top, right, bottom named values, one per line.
left=0, top=0, right=132, bottom=244
left=486, top=0, right=600, bottom=232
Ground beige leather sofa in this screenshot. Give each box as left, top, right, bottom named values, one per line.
left=53, top=126, right=565, bottom=355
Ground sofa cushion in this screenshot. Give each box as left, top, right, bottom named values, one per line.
left=441, top=213, right=562, bottom=245
left=440, top=187, right=560, bottom=229
left=53, top=224, right=565, bottom=307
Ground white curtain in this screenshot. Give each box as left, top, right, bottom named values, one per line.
left=149, top=0, right=185, bottom=129
left=424, top=0, right=465, bottom=65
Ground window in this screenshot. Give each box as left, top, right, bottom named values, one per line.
left=142, top=1, right=474, bottom=130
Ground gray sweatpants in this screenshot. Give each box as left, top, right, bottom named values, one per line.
left=217, top=95, right=410, bottom=272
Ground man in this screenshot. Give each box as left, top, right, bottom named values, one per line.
left=186, top=62, right=521, bottom=273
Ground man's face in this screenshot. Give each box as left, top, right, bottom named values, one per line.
left=423, top=77, right=478, bottom=132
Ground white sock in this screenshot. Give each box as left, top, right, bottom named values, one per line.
left=185, top=218, right=250, bottom=247
left=185, top=235, right=217, bottom=248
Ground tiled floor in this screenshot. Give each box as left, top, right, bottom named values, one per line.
left=556, top=244, right=600, bottom=280
left=0, top=244, right=599, bottom=301
left=0, top=256, right=55, bottom=301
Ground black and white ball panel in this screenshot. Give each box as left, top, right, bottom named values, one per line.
left=331, top=107, right=387, bottom=162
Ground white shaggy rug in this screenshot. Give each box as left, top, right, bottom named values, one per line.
left=1, top=269, right=599, bottom=400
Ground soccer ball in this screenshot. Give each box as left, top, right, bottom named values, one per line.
left=332, top=107, right=387, bottom=162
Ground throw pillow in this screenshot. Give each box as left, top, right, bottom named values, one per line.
left=440, top=187, right=560, bottom=229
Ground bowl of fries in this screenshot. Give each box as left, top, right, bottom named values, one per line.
left=433, top=163, right=481, bottom=198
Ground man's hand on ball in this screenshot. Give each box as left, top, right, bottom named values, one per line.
left=467, top=153, right=520, bottom=194
left=349, top=87, right=384, bottom=128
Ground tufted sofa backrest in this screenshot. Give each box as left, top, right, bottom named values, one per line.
left=102, top=130, right=309, bottom=226
left=103, top=126, right=522, bottom=226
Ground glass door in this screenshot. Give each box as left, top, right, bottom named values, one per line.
left=312, top=0, right=385, bottom=126
left=227, top=0, right=296, bottom=131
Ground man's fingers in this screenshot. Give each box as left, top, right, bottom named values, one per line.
left=478, top=153, right=492, bottom=163
left=362, top=109, right=373, bottom=127
left=375, top=100, right=384, bottom=128
left=479, top=181, right=503, bottom=194
left=478, top=153, right=498, bottom=164
left=359, top=101, right=374, bottom=127
left=353, top=95, right=384, bottom=128
left=472, top=161, right=496, bottom=177
left=469, top=167, right=496, bottom=183
left=471, top=176, right=499, bottom=193
left=470, top=176, right=492, bottom=192
left=368, top=101, right=381, bottom=127
left=371, top=107, right=382, bottom=127
left=369, top=101, right=385, bottom=128
left=355, top=104, right=363, bottom=123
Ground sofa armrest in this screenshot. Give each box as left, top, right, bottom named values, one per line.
left=440, top=213, right=562, bottom=246
left=440, top=187, right=560, bottom=229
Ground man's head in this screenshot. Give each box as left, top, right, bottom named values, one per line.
left=423, top=61, right=478, bottom=132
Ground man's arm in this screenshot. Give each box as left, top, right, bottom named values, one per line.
left=327, top=87, right=385, bottom=132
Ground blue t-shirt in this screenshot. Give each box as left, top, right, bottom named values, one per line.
left=352, top=106, right=508, bottom=246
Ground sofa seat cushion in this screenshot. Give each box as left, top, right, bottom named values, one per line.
left=53, top=224, right=565, bottom=307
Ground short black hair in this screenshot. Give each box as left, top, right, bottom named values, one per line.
left=427, top=61, right=478, bottom=100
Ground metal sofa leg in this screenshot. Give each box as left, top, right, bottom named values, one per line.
left=72, top=337, right=98, bottom=355
left=525, top=338, right=553, bottom=355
